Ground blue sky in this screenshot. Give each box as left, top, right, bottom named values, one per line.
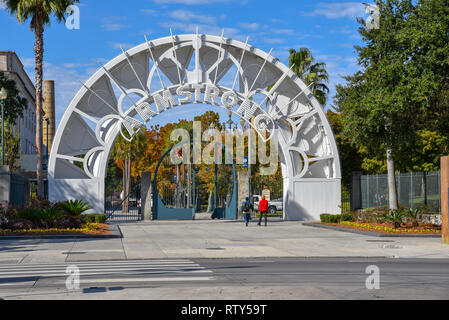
left=0, top=0, right=371, bottom=127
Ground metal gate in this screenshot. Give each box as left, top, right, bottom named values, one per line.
left=152, top=141, right=237, bottom=220
left=105, top=179, right=142, bottom=221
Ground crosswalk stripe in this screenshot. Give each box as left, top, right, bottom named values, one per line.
left=0, top=260, right=195, bottom=269
left=0, top=259, right=215, bottom=285
left=0, top=264, right=201, bottom=272
left=0, top=269, right=212, bottom=279
left=68, top=276, right=215, bottom=284
left=0, top=267, right=209, bottom=276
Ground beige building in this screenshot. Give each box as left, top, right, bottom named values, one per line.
left=0, top=51, right=50, bottom=173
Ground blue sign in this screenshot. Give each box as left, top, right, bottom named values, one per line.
left=242, top=157, right=248, bottom=168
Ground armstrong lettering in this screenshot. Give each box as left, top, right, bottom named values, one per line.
left=136, top=83, right=275, bottom=141
left=101, top=82, right=276, bottom=143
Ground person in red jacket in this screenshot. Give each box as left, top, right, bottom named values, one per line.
left=258, top=195, right=269, bottom=226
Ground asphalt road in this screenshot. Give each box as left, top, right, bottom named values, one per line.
left=0, top=257, right=448, bottom=299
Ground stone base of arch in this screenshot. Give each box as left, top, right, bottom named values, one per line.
left=283, top=178, right=341, bottom=221
left=49, top=177, right=104, bottom=214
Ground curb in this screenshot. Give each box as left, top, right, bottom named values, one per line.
left=0, top=224, right=123, bottom=240
left=302, top=222, right=441, bottom=238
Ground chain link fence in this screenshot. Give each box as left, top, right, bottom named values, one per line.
left=359, top=171, right=440, bottom=213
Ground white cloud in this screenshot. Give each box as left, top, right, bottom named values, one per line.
left=309, top=2, right=365, bottom=19
left=271, top=29, right=294, bottom=35
left=263, top=38, right=285, bottom=44
left=101, top=16, right=129, bottom=31
left=239, top=22, right=259, bottom=31
left=140, top=9, right=158, bottom=15
left=101, top=23, right=128, bottom=31
left=169, top=10, right=215, bottom=24
left=160, top=21, right=242, bottom=39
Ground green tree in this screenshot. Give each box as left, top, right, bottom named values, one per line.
left=288, top=47, right=330, bottom=105
left=404, top=0, right=449, bottom=140
left=112, top=129, right=147, bottom=213
left=4, top=123, right=21, bottom=171
left=0, top=71, right=28, bottom=171
left=0, top=71, right=28, bottom=122
left=334, top=0, right=416, bottom=210
left=3, top=0, right=79, bottom=199
left=326, top=110, right=363, bottom=183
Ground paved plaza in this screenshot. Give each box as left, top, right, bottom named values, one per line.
left=1, top=219, right=449, bottom=265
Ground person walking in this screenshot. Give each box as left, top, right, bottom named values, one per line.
left=242, top=197, right=253, bottom=227
left=258, top=195, right=269, bottom=226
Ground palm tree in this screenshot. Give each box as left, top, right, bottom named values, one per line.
left=288, top=48, right=330, bottom=106
left=112, top=130, right=147, bottom=213
left=3, top=0, right=79, bottom=199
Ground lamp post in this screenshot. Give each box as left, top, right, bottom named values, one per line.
left=0, top=87, right=7, bottom=166
left=225, top=111, right=234, bottom=131
left=240, top=118, right=252, bottom=203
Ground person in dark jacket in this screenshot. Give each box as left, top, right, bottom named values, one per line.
left=258, top=195, right=269, bottom=226
left=242, top=197, right=253, bottom=227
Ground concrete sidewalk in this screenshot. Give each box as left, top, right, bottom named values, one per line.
left=1, top=219, right=448, bottom=264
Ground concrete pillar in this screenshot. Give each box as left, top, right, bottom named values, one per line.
left=350, top=171, right=362, bottom=211
left=441, top=157, right=449, bottom=244
left=43, top=80, right=55, bottom=155
left=0, top=165, right=10, bottom=206
left=141, top=172, right=152, bottom=220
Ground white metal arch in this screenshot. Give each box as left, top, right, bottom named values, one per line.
left=49, top=31, right=341, bottom=220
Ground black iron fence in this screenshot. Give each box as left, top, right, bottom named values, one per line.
left=353, top=171, right=440, bottom=213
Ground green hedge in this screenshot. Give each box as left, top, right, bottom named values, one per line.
left=320, top=213, right=353, bottom=223
left=340, top=213, right=353, bottom=222
left=81, top=214, right=107, bottom=223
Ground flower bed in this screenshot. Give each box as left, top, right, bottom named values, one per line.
left=0, top=222, right=110, bottom=236
left=0, top=199, right=109, bottom=236
left=319, top=209, right=441, bottom=234
left=337, top=221, right=440, bottom=234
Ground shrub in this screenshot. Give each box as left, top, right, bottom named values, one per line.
left=17, top=207, right=41, bottom=223
left=81, top=214, right=107, bottom=223
left=405, top=207, right=422, bottom=227
left=40, top=207, right=64, bottom=226
left=60, top=200, right=92, bottom=217
left=340, top=213, right=353, bottom=222
left=381, top=208, right=407, bottom=229
left=320, top=214, right=341, bottom=223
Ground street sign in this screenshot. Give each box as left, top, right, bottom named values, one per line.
left=242, top=157, right=248, bottom=168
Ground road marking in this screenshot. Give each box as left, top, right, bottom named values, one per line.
left=0, top=268, right=211, bottom=278
left=0, top=281, right=36, bottom=286
left=0, top=259, right=214, bottom=284
left=0, top=260, right=196, bottom=269
left=57, top=276, right=215, bottom=284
